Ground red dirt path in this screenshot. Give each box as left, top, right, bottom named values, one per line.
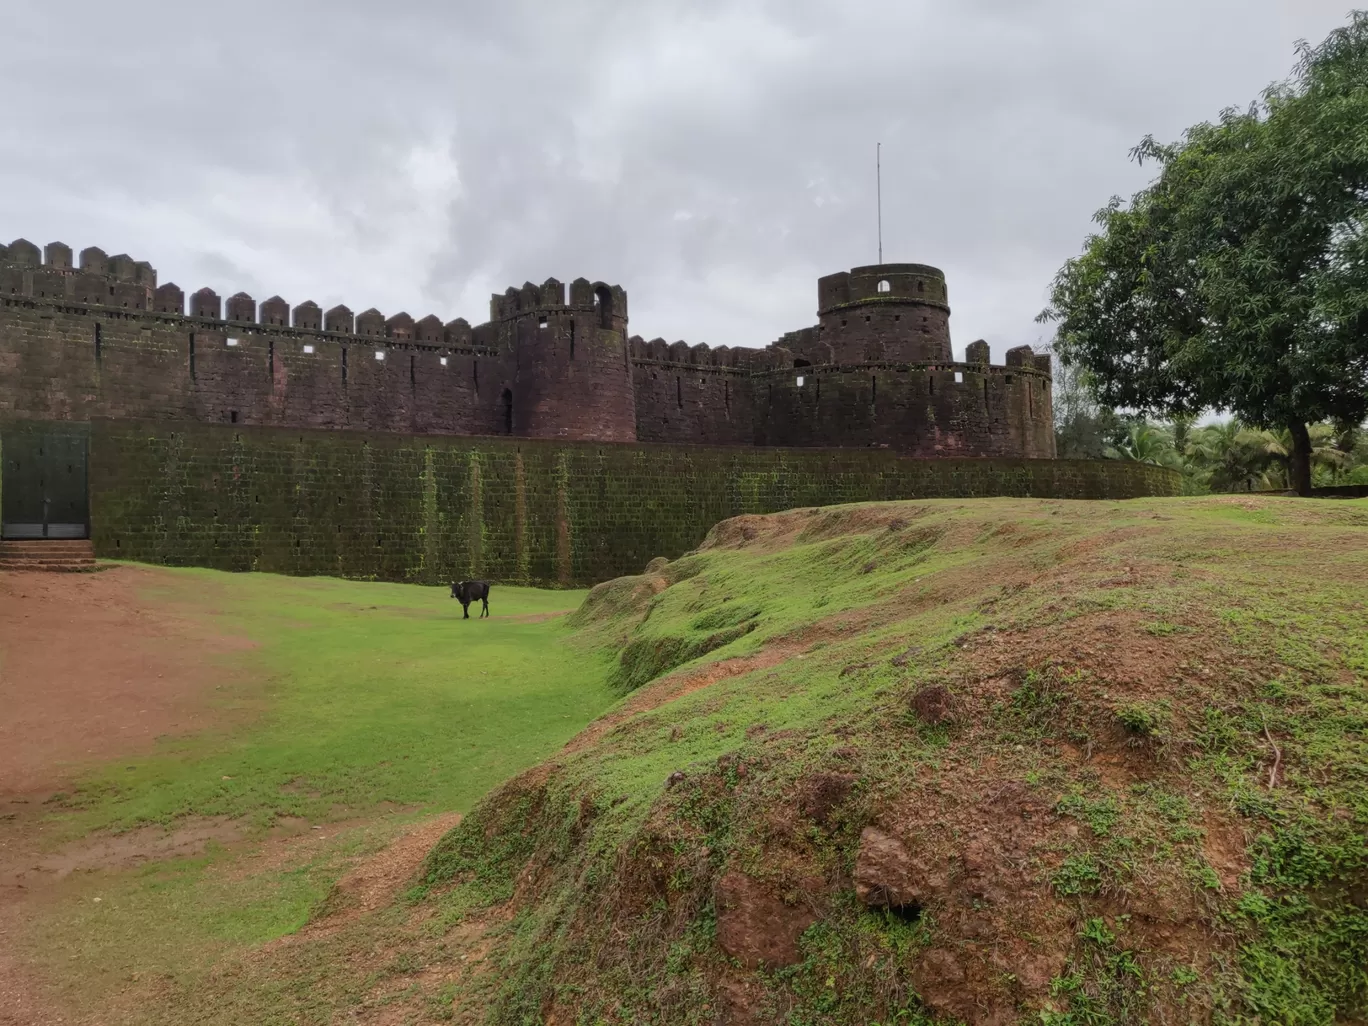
left=0, top=565, right=249, bottom=1026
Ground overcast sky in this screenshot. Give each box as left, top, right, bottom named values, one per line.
left=0, top=1, right=1354, bottom=357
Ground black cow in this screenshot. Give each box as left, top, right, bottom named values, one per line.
left=451, top=580, right=492, bottom=619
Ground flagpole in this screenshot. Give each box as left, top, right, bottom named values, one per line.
left=877, top=142, right=883, bottom=265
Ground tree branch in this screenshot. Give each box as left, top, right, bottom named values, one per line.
left=1262, top=712, right=1283, bottom=790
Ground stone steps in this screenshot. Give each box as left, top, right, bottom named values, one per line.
left=0, top=540, right=101, bottom=572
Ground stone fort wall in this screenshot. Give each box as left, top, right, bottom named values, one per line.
left=85, top=420, right=1179, bottom=587
left=1, top=240, right=1055, bottom=458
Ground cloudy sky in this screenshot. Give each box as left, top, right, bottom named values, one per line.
left=1, top=0, right=1354, bottom=357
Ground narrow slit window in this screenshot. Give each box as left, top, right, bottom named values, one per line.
left=189, top=332, right=196, bottom=379
left=93, top=322, right=103, bottom=363
left=676, top=376, right=683, bottom=407
left=269, top=339, right=275, bottom=377
left=410, top=354, right=416, bottom=385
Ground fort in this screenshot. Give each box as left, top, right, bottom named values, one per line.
left=0, top=237, right=1171, bottom=585
left=0, top=238, right=1054, bottom=455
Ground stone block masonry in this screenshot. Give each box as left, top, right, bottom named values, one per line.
left=2, top=240, right=1057, bottom=459
left=89, top=420, right=1180, bottom=588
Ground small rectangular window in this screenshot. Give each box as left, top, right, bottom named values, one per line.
left=226, top=337, right=239, bottom=347
left=375, top=350, right=385, bottom=361
left=303, top=344, right=315, bottom=354
left=954, top=371, right=963, bottom=383
left=440, top=356, right=448, bottom=366
left=796, top=375, right=805, bottom=387
left=538, top=316, right=548, bottom=329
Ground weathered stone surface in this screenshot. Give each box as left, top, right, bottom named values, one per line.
left=714, top=871, right=816, bottom=970
left=79, top=420, right=1179, bottom=588
left=0, top=244, right=1077, bottom=458
left=853, top=826, right=948, bottom=909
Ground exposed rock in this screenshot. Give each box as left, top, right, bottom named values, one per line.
left=909, top=685, right=956, bottom=725
left=645, top=557, right=670, bottom=574
left=714, top=871, right=816, bottom=969
left=853, top=827, right=948, bottom=909
left=797, top=772, right=856, bottom=827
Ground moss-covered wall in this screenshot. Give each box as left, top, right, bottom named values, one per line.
left=87, top=420, right=1181, bottom=586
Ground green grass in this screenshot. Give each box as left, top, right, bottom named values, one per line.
left=21, top=496, right=1368, bottom=1026
left=20, top=568, right=623, bottom=1021
left=57, top=570, right=617, bottom=833
left=413, top=496, right=1368, bottom=1026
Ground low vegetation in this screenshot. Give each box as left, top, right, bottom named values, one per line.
left=400, top=496, right=1366, bottom=1026
left=18, top=497, right=1368, bottom=1025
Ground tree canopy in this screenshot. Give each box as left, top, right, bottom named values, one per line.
left=1040, top=12, right=1368, bottom=493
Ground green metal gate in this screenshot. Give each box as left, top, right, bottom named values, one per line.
left=0, top=423, right=90, bottom=539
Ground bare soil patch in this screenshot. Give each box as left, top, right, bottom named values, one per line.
left=0, top=566, right=252, bottom=797
left=0, top=565, right=251, bottom=1026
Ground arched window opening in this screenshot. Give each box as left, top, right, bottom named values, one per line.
left=502, top=388, right=513, bottom=435
left=594, top=285, right=614, bottom=330
left=794, top=358, right=811, bottom=368
left=876, top=279, right=891, bottom=293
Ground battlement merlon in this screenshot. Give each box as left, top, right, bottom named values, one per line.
left=2, top=238, right=158, bottom=289
left=488, top=277, right=628, bottom=328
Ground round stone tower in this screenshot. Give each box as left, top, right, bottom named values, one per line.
left=815, top=263, right=951, bottom=364
left=491, top=277, right=637, bottom=442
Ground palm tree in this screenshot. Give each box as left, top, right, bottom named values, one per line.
left=1256, top=424, right=1349, bottom=489
left=1108, top=423, right=1179, bottom=467
left=1188, top=421, right=1276, bottom=492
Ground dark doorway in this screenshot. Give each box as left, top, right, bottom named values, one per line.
left=502, top=389, right=514, bottom=435
left=594, top=285, right=614, bottom=330
left=1, top=422, right=90, bottom=539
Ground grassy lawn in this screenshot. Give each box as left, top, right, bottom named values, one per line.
left=59, top=569, right=616, bottom=833
left=18, top=569, right=621, bottom=1020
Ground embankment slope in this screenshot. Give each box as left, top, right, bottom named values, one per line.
left=416, top=496, right=1368, bottom=1025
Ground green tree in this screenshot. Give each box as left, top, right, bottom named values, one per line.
left=1040, top=14, right=1368, bottom=495
left=1188, top=421, right=1278, bottom=492
left=1051, top=353, right=1126, bottom=459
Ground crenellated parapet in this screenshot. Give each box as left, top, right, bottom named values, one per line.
left=0, top=238, right=497, bottom=354
left=1, top=241, right=1054, bottom=456
left=628, top=335, right=778, bottom=372
left=1, top=238, right=159, bottom=310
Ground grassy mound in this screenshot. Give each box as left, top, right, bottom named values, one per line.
left=416, top=496, right=1368, bottom=1025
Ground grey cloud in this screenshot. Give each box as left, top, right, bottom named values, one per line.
left=0, top=0, right=1354, bottom=355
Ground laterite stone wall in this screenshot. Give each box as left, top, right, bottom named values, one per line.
left=88, top=420, right=1181, bottom=587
